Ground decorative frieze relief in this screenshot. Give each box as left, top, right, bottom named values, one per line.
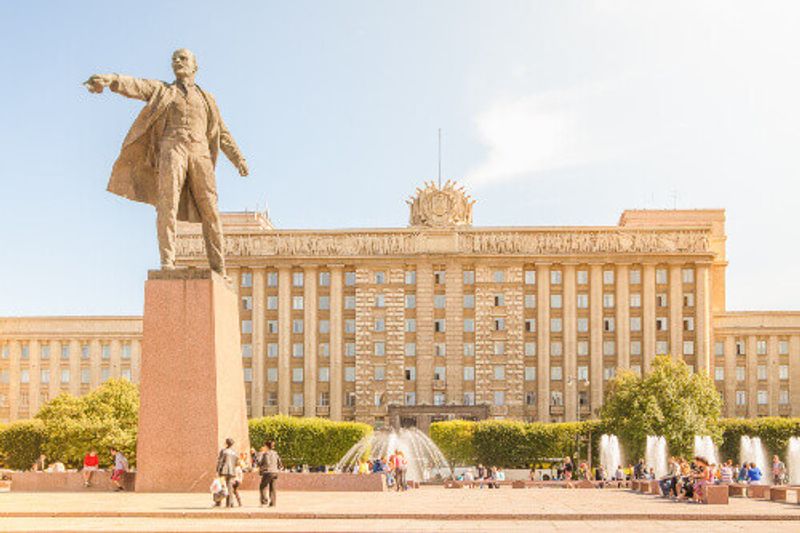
left=175, top=229, right=711, bottom=259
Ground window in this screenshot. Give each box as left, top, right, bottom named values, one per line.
left=434, top=366, right=446, bottom=381
left=550, top=294, right=563, bottom=308
left=243, top=368, right=253, bottom=382
left=603, top=340, right=616, bottom=356
left=631, top=341, right=642, bottom=355
left=603, top=367, right=616, bottom=380
left=551, top=318, right=563, bottom=332
left=780, top=390, right=790, bottom=405
left=551, top=270, right=562, bottom=285
left=493, top=365, right=505, bottom=380
left=630, top=293, right=641, bottom=308
left=374, top=341, right=385, bottom=356
left=577, top=341, right=589, bottom=356
left=656, top=294, right=668, bottom=307
left=494, top=391, right=505, bottom=406
left=405, top=271, right=416, bottom=284
left=241, top=344, right=253, bottom=358
left=268, top=342, right=279, bottom=358
left=319, top=320, right=330, bottom=334
left=577, top=270, right=589, bottom=285
left=292, top=393, right=304, bottom=407
left=524, top=294, right=536, bottom=308
left=374, top=318, right=386, bottom=332
left=464, top=366, right=475, bottom=381
left=61, top=345, right=70, bottom=360
left=493, top=270, right=505, bottom=283
left=345, top=343, right=355, bottom=357
left=524, top=270, right=536, bottom=284
left=630, top=365, right=642, bottom=377
left=346, top=392, right=357, bottom=407
left=577, top=318, right=589, bottom=333
left=435, top=343, right=446, bottom=357
left=100, top=344, right=110, bottom=360
left=81, top=344, right=89, bottom=359
left=121, top=343, right=131, bottom=360
left=405, top=392, right=416, bottom=406
left=577, top=365, right=589, bottom=381
left=242, top=296, right=253, bottom=310
left=494, top=318, right=505, bottom=331
left=405, top=319, right=416, bottom=332
left=464, top=319, right=475, bottom=332
left=630, top=270, right=641, bottom=284
left=757, top=365, right=767, bottom=380
left=463, top=270, right=475, bottom=284
left=603, top=270, right=615, bottom=284
left=603, top=293, right=614, bottom=308
left=319, top=343, right=329, bottom=357
left=405, top=343, right=416, bottom=356
left=319, top=271, right=331, bottom=286
left=714, top=367, right=725, bottom=381
left=374, top=271, right=386, bottom=284
left=267, top=368, right=278, bottom=382
left=493, top=293, right=505, bottom=307
left=656, top=269, right=667, bottom=284
left=292, top=343, right=304, bottom=358
left=405, top=367, right=416, bottom=381
left=292, top=319, right=304, bottom=333
left=345, top=367, right=355, bottom=381
left=551, top=341, right=563, bottom=356
left=736, top=341, right=746, bottom=355
left=267, top=320, right=278, bottom=334
left=525, top=367, right=536, bottom=381
left=603, top=317, right=615, bottom=332
left=101, top=370, right=109, bottom=384
left=292, top=296, right=304, bottom=310
left=525, top=342, right=537, bottom=356
left=736, top=366, right=745, bottom=381
left=682, top=268, right=695, bottom=284
left=550, top=391, right=563, bottom=406
left=40, top=344, right=50, bottom=360
left=464, top=392, right=476, bottom=406
left=241, top=272, right=253, bottom=287
left=434, top=319, right=446, bottom=332
left=434, top=295, right=446, bottom=309
left=345, top=319, right=356, bottom=333
left=292, top=368, right=303, bottom=382
left=577, top=294, right=589, bottom=308
left=779, top=365, right=789, bottom=380
left=344, top=296, right=356, bottom=309
left=683, top=341, right=694, bottom=355
left=715, top=341, right=725, bottom=356
left=463, top=294, right=475, bottom=308
left=779, top=341, right=789, bottom=355
left=525, top=319, right=536, bottom=333
left=292, top=272, right=304, bottom=287
left=345, top=272, right=356, bottom=286
left=464, top=343, right=475, bottom=356
left=550, top=366, right=562, bottom=381
left=736, top=391, right=746, bottom=406
left=656, top=317, right=668, bottom=331
left=241, top=320, right=253, bottom=334
left=684, top=293, right=695, bottom=307
left=494, top=341, right=505, bottom=355
left=757, top=390, right=768, bottom=405
left=80, top=369, right=89, bottom=384
left=121, top=368, right=131, bottom=381
left=375, top=294, right=385, bottom=308
left=434, top=270, right=446, bottom=284
left=656, top=341, right=668, bottom=355
left=40, top=369, right=50, bottom=384
left=374, top=366, right=385, bottom=381
left=405, top=294, right=416, bottom=309
left=756, top=340, right=767, bottom=355
left=319, top=392, right=330, bottom=406
left=630, top=317, right=642, bottom=332
left=267, top=271, right=278, bottom=287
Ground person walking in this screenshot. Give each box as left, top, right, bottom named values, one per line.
left=82, top=449, right=99, bottom=487
left=216, top=438, right=238, bottom=508
left=257, top=440, right=283, bottom=507
left=772, top=455, right=787, bottom=485
left=393, top=450, right=408, bottom=491
left=109, top=447, right=129, bottom=491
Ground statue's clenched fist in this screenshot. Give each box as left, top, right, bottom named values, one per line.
left=83, top=74, right=115, bottom=94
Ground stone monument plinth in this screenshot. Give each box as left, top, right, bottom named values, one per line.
left=135, top=269, right=250, bottom=492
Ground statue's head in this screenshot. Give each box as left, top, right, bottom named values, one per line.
left=172, top=48, right=198, bottom=79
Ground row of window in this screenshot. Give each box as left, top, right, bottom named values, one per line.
left=714, top=365, right=791, bottom=381
left=716, top=340, right=792, bottom=356
left=1, top=367, right=133, bottom=385
left=0, top=342, right=134, bottom=361
left=734, top=389, right=791, bottom=406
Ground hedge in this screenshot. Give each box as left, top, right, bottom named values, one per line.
left=249, top=415, right=372, bottom=467
left=0, top=420, right=46, bottom=470
left=431, top=419, right=603, bottom=468
left=717, top=418, right=800, bottom=462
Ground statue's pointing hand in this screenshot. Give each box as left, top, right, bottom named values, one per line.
left=237, top=160, right=249, bottom=177
left=83, top=74, right=115, bottom=94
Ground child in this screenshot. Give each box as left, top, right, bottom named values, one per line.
left=210, top=476, right=228, bottom=507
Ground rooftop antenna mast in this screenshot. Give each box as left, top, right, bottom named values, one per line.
left=438, top=128, right=442, bottom=188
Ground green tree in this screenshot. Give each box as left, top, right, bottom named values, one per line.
left=0, top=420, right=46, bottom=470
left=35, top=379, right=139, bottom=468
left=430, top=419, right=476, bottom=466
left=600, top=356, right=722, bottom=460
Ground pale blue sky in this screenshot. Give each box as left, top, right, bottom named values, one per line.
left=1, top=1, right=799, bottom=315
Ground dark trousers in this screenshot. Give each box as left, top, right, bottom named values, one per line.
left=260, top=473, right=278, bottom=505
left=223, top=475, right=235, bottom=507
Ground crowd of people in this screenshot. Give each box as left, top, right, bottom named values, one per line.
left=211, top=438, right=283, bottom=508
left=351, top=450, right=410, bottom=491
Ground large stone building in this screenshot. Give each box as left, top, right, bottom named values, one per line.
left=2, top=182, right=799, bottom=427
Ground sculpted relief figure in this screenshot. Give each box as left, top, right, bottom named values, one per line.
left=85, top=49, right=249, bottom=276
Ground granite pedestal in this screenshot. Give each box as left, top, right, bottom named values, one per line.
left=135, top=269, right=250, bottom=492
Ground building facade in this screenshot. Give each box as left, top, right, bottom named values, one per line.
left=2, top=182, right=799, bottom=426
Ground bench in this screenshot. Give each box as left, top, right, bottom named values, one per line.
left=769, top=486, right=799, bottom=502
left=703, top=484, right=729, bottom=504
left=728, top=484, right=747, bottom=497
left=746, top=484, right=770, bottom=499
left=444, top=480, right=463, bottom=489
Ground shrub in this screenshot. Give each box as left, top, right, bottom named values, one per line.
left=0, top=420, right=46, bottom=470
left=248, top=416, right=371, bottom=467
left=717, top=418, right=800, bottom=462
left=429, top=419, right=476, bottom=466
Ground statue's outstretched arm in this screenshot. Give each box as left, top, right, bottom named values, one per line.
left=84, top=74, right=162, bottom=101
left=219, top=119, right=249, bottom=177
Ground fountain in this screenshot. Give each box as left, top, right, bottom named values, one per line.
left=740, top=435, right=770, bottom=483
left=788, top=437, right=800, bottom=485
left=335, top=427, right=451, bottom=482
left=693, top=435, right=718, bottom=465
left=645, top=436, right=668, bottom=478
left=599, top=434, right=622, bottom=479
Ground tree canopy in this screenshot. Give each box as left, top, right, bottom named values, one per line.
left=599, top=356, right=722, bottom=460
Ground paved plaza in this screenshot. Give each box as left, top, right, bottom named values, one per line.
left=1, top=487, right=799, bottom=532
